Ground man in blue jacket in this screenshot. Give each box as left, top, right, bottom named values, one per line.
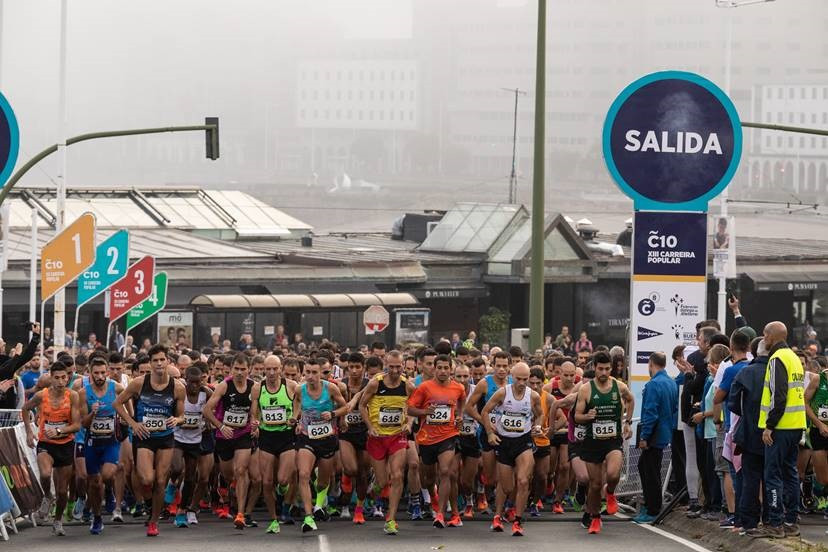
left=635, top=352, right=678, bottom=523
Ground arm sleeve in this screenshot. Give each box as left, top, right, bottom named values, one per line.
left=734, top=315, right=747, bottom=329
left=0, top=333, right=40, bottom=380
left=728, top=377, right=744, bottom=416
left=765, top=357, right=789, bottom=429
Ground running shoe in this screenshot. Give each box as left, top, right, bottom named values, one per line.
left=38, top=496, right=54, bottom=521
left=719, top=515, right=735, bottom=529
left=633, top=512, right=657, bottom=524
left=552, top=502, right=565, bottom=514
left=72, top=498, right=85, bottom=520
left=463, top=504, right=474, bottom=519
left=313, top=506, right=330, bottom=522
left=302, top=515, right=318, bottom=532
left=580, top=512, right=591, bottom=528
left=372, top=505, right=385, bottom=519
left=82, top=508, right=92, bottom=523
left=111, top=509, right=124, bottom=523
left=53, top=521, right=66, bottom=536
left=477, top=495, right=488, bottom=513
left=512, top=520, right=524, bottom=536
left=340, top=505, right=351, bottom=519
left=383, top=519, right=399, bottom=535
left=505, top=507, right=516, bottom=522
left=266, top=519, right=280, bottom=534
left=218, top=505, right=232, bottom=519
left=164, top=483, right=177, bottom=505
left=606, top=493, right=618, bottom=515
left=588, top=516, right=602, bottom=534
left=353, top=506, right=366, bottom=524
left=132, top=503, right=145, bottom=518
left=234, top=512, right=246, bottom=530
left=410, top=503, right=423, bottom=521
left=447, top=513, right=463, bottom=527
left=490, top=514, right=504, bottom=532
left=175, top=512, right=188, bottom=528
left=187, top=511, right=198, bottom=525
left=90, top=515, right=104, bottom=535
left=244, top=514, right=258, bottom=527
left=433, top=512, right=446, bottom=528
left=146, top=521, right=159, bottom=537
left=527, top=503, right=540, bottom=518
left=105, top=490, right=116, bottom=514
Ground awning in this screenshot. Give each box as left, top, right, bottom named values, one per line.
left=190, top=292, right=419, bottom=308
left=746, top=265, right=828, bottom=291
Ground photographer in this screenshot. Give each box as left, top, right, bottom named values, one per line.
left=0, top=322, right=42, bottom=409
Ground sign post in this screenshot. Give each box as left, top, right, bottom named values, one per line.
left=363, top=305, right=390, bottom=334
left=106, top=256, right=155, bottom=348
left=73, top=229, right=129, bottom=355
left=126, top=271, right=168, bottom=346
left=602, top=71, right=741, bottom=406
left=40, top=212, right=96, bottom=363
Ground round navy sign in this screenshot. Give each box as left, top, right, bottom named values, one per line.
left=0, top=92, right=19, bottom=190
left=602, top=71, right=741, bottom=211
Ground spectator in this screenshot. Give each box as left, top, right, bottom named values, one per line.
left=86, top=332, right=100, bottom=350
left=450, top=332, right=461, bottom=352
left=120, top=335, right=138, bottom=355
left=728, top=337, right=768, bottom=536
left=755, top=321, right=807, bottom=538
left=574, top=331, right=593, bottom=353
left=673, top=345, right=701, bottom=516
left=266, top=324, right=288, bottom=351
left=554, top=325, right=573, bottom=355
left=42, top=326, right=54, bottom=349
left=635, top=351, right=678, bottom=523
left=804, top=329, right=822, bottom=354
left=0, top=324, right=41, bottom=409
left=462, top=331, right=477, bottom=350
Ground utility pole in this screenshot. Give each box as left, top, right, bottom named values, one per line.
left=54, top=0, right=69, bottom=358
left=528, top=0, right=546, bottom=352
left=502, top=88, right=526, bottom=204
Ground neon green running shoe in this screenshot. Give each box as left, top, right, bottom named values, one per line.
left=302, top=515, right=318, bottom=533
left=384, top=519, right=398, bottom=535
left=266, top=519, right=280, bottom=534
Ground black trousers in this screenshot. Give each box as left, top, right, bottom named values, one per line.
left=740, top=450, right=764, bottom=530
left=669, top=429, right=687, bottom=497
left=638, top=446, right=664, bottom=515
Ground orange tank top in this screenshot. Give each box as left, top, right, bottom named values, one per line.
left=532, top=391, right=550, bottom=447
left=38, top=388, right=73, bottom=444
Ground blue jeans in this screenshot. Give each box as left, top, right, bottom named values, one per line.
left=763, top=429, right=800, bottom=527
left=727, top=459, right=742, bottom=523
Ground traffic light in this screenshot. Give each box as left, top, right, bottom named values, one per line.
left=205, top=117, right=219, bottom=160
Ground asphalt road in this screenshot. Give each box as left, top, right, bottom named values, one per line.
left=6, top=512, right=715, bottom=552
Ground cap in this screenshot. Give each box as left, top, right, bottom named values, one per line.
left=736, top=326, right=757, bottom=341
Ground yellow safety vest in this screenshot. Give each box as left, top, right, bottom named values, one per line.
left=758, top=347, right=807, bottom=430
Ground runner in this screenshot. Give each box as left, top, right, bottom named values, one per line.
left=464, top=351, right=511, bottom=513
left=527, top=366, right=557, bottom=517
left=804, top=358, right=828, bottom=492
left=22, top=361, right=82, bottom=536
left=408, top=354, right=466, bottom=529
left=291, top=357, right=349, bottom=532
left=170, top=364, right=213, bottom=528
left=544, top=360, right=581, bottom=513
left=407, top=347, right=437, bottom=520
left=113, top=344, right=186, bottom=537
left=359, top=350, right=414, bottom=534
left=481, top=362, right=543, bottom=536
left=78, top=356, right=125, bottom=534
left=453, top=364, right=481, bottom=519
left=249, top=355, right=298, bottom=534
left=573, top=351, right=634, bottom=534
left=202, top=353, right=256, bottom=530
left=339, top=352, right=371, bottom=524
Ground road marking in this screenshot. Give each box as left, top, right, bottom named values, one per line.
left=615, top=513, right=713, bottom=552
left=319, top=533, right=331, bottom=552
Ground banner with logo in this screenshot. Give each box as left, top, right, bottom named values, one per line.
left=630, top=211, right=707, bottom=379
left=0, top=427, right=43, bottom=514
left=711, top=215, right=736, bottom=279
left=158, top=311, right=193, bottom=349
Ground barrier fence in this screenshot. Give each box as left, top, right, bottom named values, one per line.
left=615, top=418, right=674, bottom=508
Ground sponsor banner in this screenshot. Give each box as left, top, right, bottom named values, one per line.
left=711, top=215, right=736, bottom=279
left=158, top=311, right=193, bottom=349
left=630, top=279, right=706, bottom=379
left=633, top=212, right=707, bottom=277
left=0, top=427, right=43, bottom=514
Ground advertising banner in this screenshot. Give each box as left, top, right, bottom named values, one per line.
left=0, top=428, right=42, bottom=514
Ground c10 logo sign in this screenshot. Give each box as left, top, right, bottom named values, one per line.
left=647, top=231, right=678, bottom=249
left=603, top=71, right=742, bottom=212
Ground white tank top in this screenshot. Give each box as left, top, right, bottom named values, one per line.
left=496, top=384, right=533, bottom=437
left=460, top=382, right=478, bottom=436
left=174, top=390, right=206, bottom=444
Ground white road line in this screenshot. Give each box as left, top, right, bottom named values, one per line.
left=616, top=513, right=714, bottom=552
left=319, top=533, right=331, bottom=552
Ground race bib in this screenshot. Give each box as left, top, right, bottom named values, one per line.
left=489, top=413, right=499, bottom=427
left=574, top=424, right=587, bottom=442
left=500, top=412, right=527, bottom=433
left=818, top=406, right=828, bottom=421
left=90, top=416, right=115, bottom=436
left=181, top=412, right=203, bottom=430
left=379, top=407, right=403, bottom=427
left=345, top=411, right=363, bottom=425
left=143, top=414, right=167, bottom=432
left=45, top=421, right=65, bottom=434
left=592, top=420, right=617, bottom=439
left=262, top=406, right=287, bottom=425
left=308, top=420, right=333, bottom=440
left=224, top=409, right=249, bottom=428
left=460, top=417, right=478, bottom=436
left=427, top=404, right=451, bottom=425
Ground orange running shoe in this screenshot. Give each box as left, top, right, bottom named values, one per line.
left=353, top=506, right=365, bottom=525
left=505, top=507, right=516, bottom=522
left=447, top=513, right=463, bottom=527
left=463, top=504, right=474, bottom=519
left=234, top=512, right=245, bottom=530
left=476, top=495, right=489, bottom=512
left=606, top=493, right=618, bottom=515
left=536, top=499, right=544, bottom=511
left=588, top=516, right=602, bottom=534
left=552, top=502, right=565, bottom=514
left=146, top=521, right=159, bottom=537
left=490, top=514, right=504, bottom=532
left=219, top=505, right=231, bottom=519
left=432, top=513, right=445, bottom=528
left=511, top=520, right=524, bottom=536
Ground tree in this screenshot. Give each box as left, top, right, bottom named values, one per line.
left=478, top=307, right=510, bottom=348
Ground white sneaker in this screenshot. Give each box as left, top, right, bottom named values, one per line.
left=371, top=506, right=384, bottom=519
left=38, top=497, right=54, bottom=521
left=187, top=511, right=198, bottom=525
left=72, top=497, right=85, bottom=520
left=52, top=521, right=65, bottom=536
left=339, top=506, right=351, bottom=519
left=111, top=509, right=123, bottom=523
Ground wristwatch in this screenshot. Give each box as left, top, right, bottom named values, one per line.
left=56, top=428, right=62, bottom=435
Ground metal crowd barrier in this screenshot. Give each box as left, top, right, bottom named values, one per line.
left=614, top=418, right=674, bottom=505
left=0, top=409, right=22, bottom=429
